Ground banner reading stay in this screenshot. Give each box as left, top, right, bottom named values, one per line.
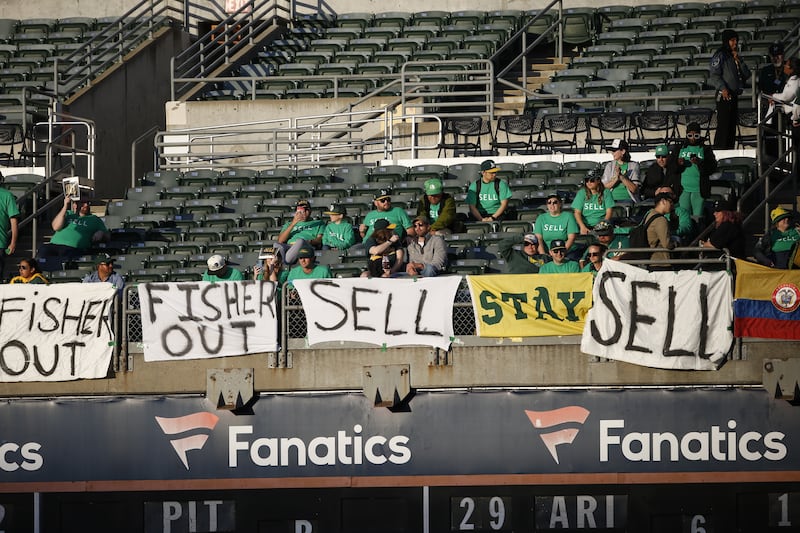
left=466, top=273, right=593, bottom=337
left=581, top=261, right=733, bottom=370
left=139, top=281, right=279, bottom=361
left=0, top=283, right=116, bottom=382
left=293, top=277, right=461, bottom=350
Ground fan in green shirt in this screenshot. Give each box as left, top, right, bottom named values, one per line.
left=539, top=239, right=580, bottom=274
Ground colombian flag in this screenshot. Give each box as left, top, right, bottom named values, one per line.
left=734, top=259, right=800, bottom=339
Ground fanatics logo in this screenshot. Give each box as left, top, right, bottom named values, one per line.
left=525, top=406, right=590, bottom=464
left=155, top=412, right=220, bottom=470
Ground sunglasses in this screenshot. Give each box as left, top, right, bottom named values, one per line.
left=552, top=249, right=565, bottom=254
left=377, top=198, right=391, bottom=203
left=413, top=222, right=428, bottom=227
left=586, top=177, right=600, bottom=182
left=588, top=252, right=602, bottom=257
left=18, top=265, right=29, bottom=270
left=686, top=133, right=701, bottom=139
left=656, top=155, right=668, bottom=159
left=547, top=200, right=560, bottom=205
left=523, top=241, right=536, bottom=246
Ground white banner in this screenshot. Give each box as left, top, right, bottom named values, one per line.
left=139, top=281, right=279, bottom=361
left=293, top=277, right=462, bottom=350
left=0, top=283, right=116, bottom=382
left=580, top=261, right=733, bottom=370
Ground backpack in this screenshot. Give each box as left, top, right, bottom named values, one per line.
left=628, top=212, right=664, bottom=253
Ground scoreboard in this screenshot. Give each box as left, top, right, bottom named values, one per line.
left=0, top=485, right=799, bottom=532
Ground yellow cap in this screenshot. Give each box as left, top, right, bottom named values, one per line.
left=771, top=207, right=792, bottom=224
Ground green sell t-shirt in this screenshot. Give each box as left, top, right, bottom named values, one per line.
left=533, top=211, right=579, bottom=248
left=362, top=207, right=412, bottom=239
left=50, top=212, right=107, bottom=249
left=539, top=260, right=581, bottom=274
left=678, top=145, right=704, bottom=193
left=770, top=227, right=800, bottom=253
left=202, top=268, right=245, bottom=282
left=287, top=264, right=333, bottom=282
left=466, top=178, right=513, bottom=216
left=571, top=189, right=615, bottom=228
left=322, top=221, right=356, bottom=249
left=280, top=219, right=325, bottom=244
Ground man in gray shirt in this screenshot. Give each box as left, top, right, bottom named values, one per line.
left=405, top=215, right=448, bottom=277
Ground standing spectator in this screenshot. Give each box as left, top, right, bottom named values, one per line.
left=672, top=122, right=718, bottom=220
left=287, top=244, right=332, bottom=282
left=759, top=42, right=788, bottom=162
left=700, top=200, right=745, bottom=258
left=466, top=159, right=513, bottom=222
left=9, top=258, right=48, bottom=284
left=38, top=196, right=109, bottom=262
left=572, top=171, right=615, bottom=235
left=0, top=172, right=18, bottom=281
left=581, top=243, right=606, bottom=276
left=538, top=240, right=580, bottom=273
left=765, top=57, right=800, bottom=152
left=709, top=29, right=751, bottom=149
left=497, top=233, right=547, bottom=274
left=641, top=145, right=682, bottom=200
left=321, top=203, right=356, bottom=251
left=82, top=253, right=125, bottom=293
left=202, top=254, right=244, bottom=282
left=645, top=193, right=675, bottom=263
left=275, top=199, right=325, bottom=264
left=405, top=215, right=447, bottom=277
left=363, top=220, right=405, bottom=278
left=360, top=189, right=413, bottom=240
left=754, top=207, right=800, bottom=268
left=533, top=194, right=578, bottom=255
left=417, top=178, right=458, bottom=235
left=601, top=139, right=641, bottom=203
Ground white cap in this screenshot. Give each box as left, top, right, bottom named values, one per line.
left=206, top=254, right=225, bottom=272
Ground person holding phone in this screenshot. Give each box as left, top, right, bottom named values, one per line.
left=670, top=122, right=718, bottom=220
left=253, top=246, right=287, bottom=285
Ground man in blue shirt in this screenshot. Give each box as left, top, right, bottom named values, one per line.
left=82, top=253, right=125, bottom=294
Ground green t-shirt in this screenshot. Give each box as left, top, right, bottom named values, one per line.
left=678, top=145, right=704, bottom=193
left=770, top=227, right=800, bottom=253
left=581, top=262, right=601, bottom=276
left=427, top=202, right=441, bottom=222
left=362, top=207, right=412, bottom=239
left=571, top=189, right=615, bottom=228
left=539, top=260, right=581, bottom=274
left=287, top=264, right=332, bottom=282
left=533, top=211, right=579, bottom=249
left=466, top=178, right=513, bottom=216
left=50, top=212, right=107, bottom=250
left=280, top=219, right=325, bottom=244
left=0, top=188, right=19, bottom=249
left=202, top=268, right=245, bottom=282
left=322, top=221, right=356, bottom=249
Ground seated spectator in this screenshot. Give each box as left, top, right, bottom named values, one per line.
left=581, top=243, right=607, bottom=276
left=362, top=220, right=405, bottom=278
left=533, top=194, right=578, bottom=256
left=287, top=244, right=333, bottom=282
left=9, top=257, right=48, bottom=284
left=655, top=186, right=695, bottom=244
left=646, top=193, right=675, bottom=263
left=672, top=122, right=718, bottom=220
left=754, top=207, right=800, bottom=268
left=466, top=160, right=513, bottom=222
left=417, top=178, right=458, bottom=235
left=589, top=221, right=628, bottom=260
left=641, top=145, right=682, bottom=200
left=497, top=233, right=547, bottom=274
left=601, top=139, right=641, bottom=202
left=321, top=203, right=356, bottom=251
left=82, top=253, right=125, bottom=293
left=202, top=254, right=244, bottom=282
left=700, top=200, right=745, bottom=257
left=38, top=197, right=109, bottom=261
left=539, top=240, right=580, bottom=273
left=405, top=215, right=447, bottom=277
left=572, top=170, right=615, bottom=235
left=360, top=189, right=413, bottom=240
left=275, top=199, right=325, bottom=264
left=253, top=246, right=288, bottom=285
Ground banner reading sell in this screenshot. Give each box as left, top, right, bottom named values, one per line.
left=293, top=277, right=461, bottom=350
left=581, top=261, right=733, bottom=370
left=139, top=281, right=279, bottom=361
left=0, top=282, right=117, bottom=382
left=467, top=273, right=593, bottom=337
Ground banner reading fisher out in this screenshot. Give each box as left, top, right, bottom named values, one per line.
left=0, top=282, right=116, bottom=382
left=581, top=261, right=733, bottom=370
left=292, top=277, right=461, bottom=350
left=138, top=281, right=279, bottom=362
left=466, top=273, right=594, bottom=337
